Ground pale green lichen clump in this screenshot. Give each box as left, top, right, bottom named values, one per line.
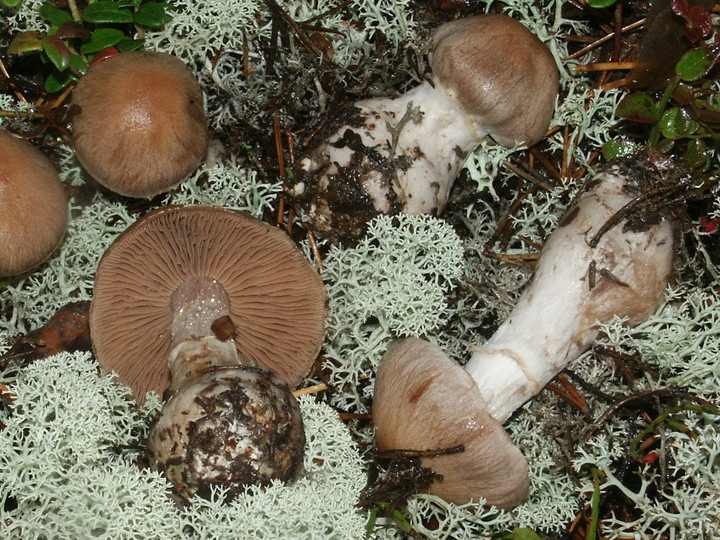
left=319, top=214, right=464, bottom=411
left=0, top=353, right=367, bottom=539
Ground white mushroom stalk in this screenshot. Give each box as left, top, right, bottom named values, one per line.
left=149, top=293, right=305, bottom=500
left=288, top=14, right=558, bottom=243
left=466, top=157, right=675, bottom=422
left=294, top=80, right=477, bottom=221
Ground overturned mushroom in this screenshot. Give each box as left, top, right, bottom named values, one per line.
left=71, top=51, right=207, bottom=198
left=373, top=338, right=529, bottom=508
left=0, top=129, right=68, bottom=276
left=89, top=205, right=327, bottom=497
left=373, top=153, right=676, bottom=505
left=288, top=14, right=558, bottom=242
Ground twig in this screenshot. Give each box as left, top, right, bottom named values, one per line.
left=293, top=382, right=328, bottom=397
left=504, top=160, right=556, bottom=191
left=563, top=19, right=646, bottom=60
left=574, top=61, right=650, bottom=72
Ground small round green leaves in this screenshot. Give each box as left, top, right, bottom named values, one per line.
left=676, top=49, right=713, bottom=82
left=615, top=93, right=660, bottom=124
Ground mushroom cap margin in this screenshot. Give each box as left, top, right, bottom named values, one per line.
left=373, top=337, right=529, bottom=509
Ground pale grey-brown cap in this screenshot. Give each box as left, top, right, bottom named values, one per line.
left=90, top=205, right=327, bottom=402
left=431, top=14, right=559, bottom=147
left=71, top=51, right=207, bottom=198
left=373, top=337, right=529, bottom=509
left=0, top=130, right=68, bottom=276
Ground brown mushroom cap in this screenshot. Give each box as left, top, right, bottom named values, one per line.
left=71, top=51, right=207, bottom=198
left=0, top=130, right=68, bottom=276
left=430, top=14, right=559, bottom=147
left=90, top=205, right=327, bottom=402
left=373, top=337, right=529, bottom=509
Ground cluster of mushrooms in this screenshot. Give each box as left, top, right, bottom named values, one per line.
left=1, top=13, right=677, bottom=511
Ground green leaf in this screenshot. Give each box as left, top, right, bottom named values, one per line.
left=676, top=49, right=712, bottom=82
left=69, top=53, right=89, bottom=74
left=656, top=137, right=675, bottom=154
left=8, top=31, right=44, bottom=54
left=82, top=1, right=134, bottom=23
left=38, top=3, right=72, bottom=26
left=671, top=83, right=694, bottom=105
left=55, top=21, right=91, bottom=40
left=118, top=0, right=142, bottom=7
left=616, top=93, right=660, bottom=123
left=133, top=2, right=173, bottom=27
left=116, top=38, right=145, bottom=51
left=602, top=139, right=640, bottom=161
left=42, top=35, right=71, bottom=71
left=45, top=69, right=76, bottom=92
left=80, top=28, right=125, bottom=54
left=659, top=107, right=699, bottom=139
left=586, top=0, right=618, bottom=7
left=1, top=0, right=24, bottom=7
left=684, top=139, right=709, bottom=169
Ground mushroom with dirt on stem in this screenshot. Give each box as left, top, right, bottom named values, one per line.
left=89, top=205, right=327, bottom=499
left=288, top=14, right=559, bottom=242
left=0, top=129, right=68, bottom=277
left=372, top=153, right=677, bottom=507
left=71, top=50, right=208, bottom=199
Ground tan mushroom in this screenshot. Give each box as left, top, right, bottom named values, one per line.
left=90, top=204, right=327, bottom=402
left=430, top=14, right=558, bottom=147
left=0, top=129, right=68, bottom=276
left=289, top=14, right=558, bottom=242
left=71, top=51, right=207, bottom=198
left=90, top=205, right=326, bottom=498
left=373, top=337, right=529, bottom=509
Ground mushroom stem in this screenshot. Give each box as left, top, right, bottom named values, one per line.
left=167, top=336, right=240, bottom=391
left=166, top=276, right=243, bottom=390
left=293, top=80, right=480, bottom=222
left=151, top=286, right=306, bottom=499
left=465, top=157, right=675, bottom=423
left=170, top=277, right=232, bottom=347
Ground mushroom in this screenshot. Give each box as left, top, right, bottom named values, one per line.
left=287, top=14, right=558, bottom=242
left=372, top=153, right=676, bottom=505
left=373, top=337, right=529, bottom=508
left=0, top=129, right=68, bottom=276
left=89, top=205, right=327, bottom=497
left=71, top=51, right=208, bottom=198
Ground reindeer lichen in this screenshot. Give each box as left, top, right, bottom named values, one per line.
left=320, top=214, right=464, bottom=411
left=0, top=353, right=367, bottom=539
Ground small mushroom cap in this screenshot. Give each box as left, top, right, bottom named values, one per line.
left=430, top=14, right=559, bottom=147
left=90, top=205, right=327, bottom=402
left=0, top=130, right=68, bottom=276
left=373, top=337, right=529, bottom=508
left=71, top=51, right=207, bottom=198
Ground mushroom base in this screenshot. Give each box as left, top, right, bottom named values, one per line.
left=287, top=81, right=480, bottom=243
left=147, top=365, right=305, bottom=500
